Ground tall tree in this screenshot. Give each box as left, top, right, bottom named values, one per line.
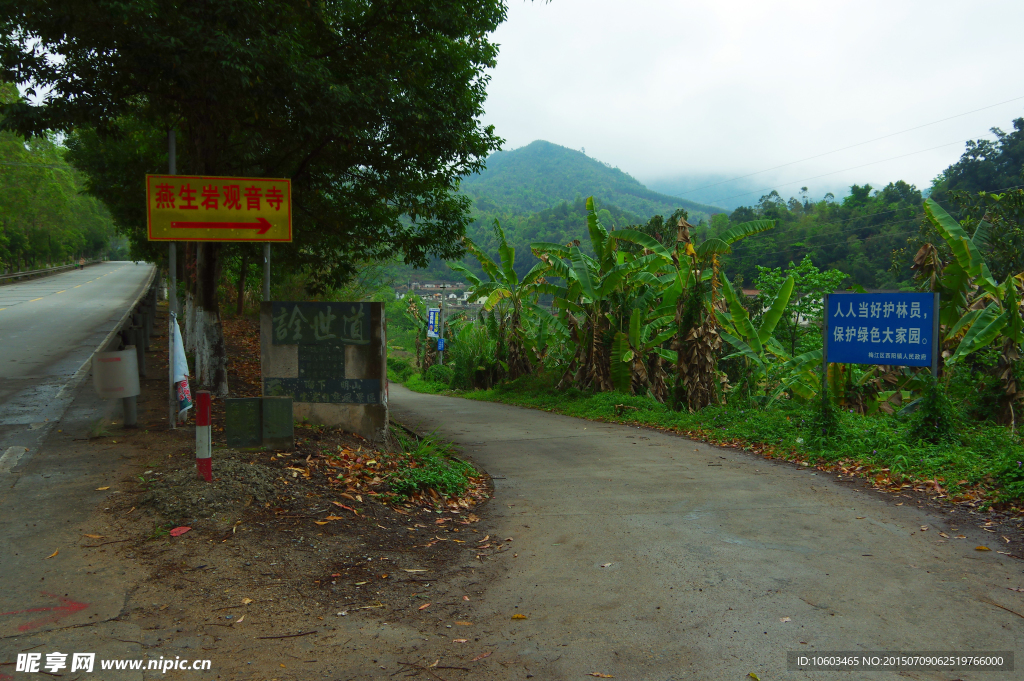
left=1, top=0, right=505, bottom=395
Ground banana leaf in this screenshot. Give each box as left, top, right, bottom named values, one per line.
left=720, top=330, right=766, bottom=369
left=530, top=241, right=574, bottom=259
left=1006, top=280, right=1024, bottom=345
left=628, top=308, right=641, bottom=348
left=448, top=261, right=483, bottom=288
left=756, top=275, right=795, bottom=344
left=611, top=229, right=673, bottom=261
left=695, top=237, right=731, bottom=258
left=944, top=307, right=982, bottom=342
left=653, top=347, right=677, bottom=364
left=924, top=199, right=1002, bottom=298
left=483, top=288, right=511, bottom=310
left=719, top=219, right=776, bottom=244
left=464, top=238, right=501, bottom=283
left=611, top=331, right=631, bottom=393
left=585, top=197, right=610, bottom=265
left=948, top=302, right=1006, bottom=363
left=568, top=246, right=597, bottom=301
left=720, top=276, right=763, bottom=355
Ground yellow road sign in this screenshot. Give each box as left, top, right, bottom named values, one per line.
left=146, top=175, right=292, bottom=242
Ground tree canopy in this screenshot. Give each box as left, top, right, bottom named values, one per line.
left=1, top=0, right=508, bottom=392
left=0, top=83, right=119, bottom=270
left=1, top=0, right=506, bottom=287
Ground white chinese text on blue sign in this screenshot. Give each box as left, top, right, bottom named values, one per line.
left=825, top=293, right=934, bottom=367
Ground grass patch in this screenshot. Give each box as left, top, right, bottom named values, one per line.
left=388, top=430, right=477, bottom=501
left=400, top=372, right=1024, bottom=506
left=403, top=373, right=453, bottom=395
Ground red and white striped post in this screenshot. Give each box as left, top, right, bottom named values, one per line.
left=195, top=390, right=212, bottom=482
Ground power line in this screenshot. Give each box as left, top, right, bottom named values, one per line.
left=673, top=94, right=1024, bottom=198
left=706, top=136, right=990, bottom=207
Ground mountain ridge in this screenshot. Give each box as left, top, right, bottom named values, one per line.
left=461, top=140, right=725, bottom=221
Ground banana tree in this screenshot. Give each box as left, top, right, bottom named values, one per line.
left=613, top=215, right=776, bottom=409
left=916, top=198, right=1024, bottom=423
left=450, top=220, right=546, bottom=380
left=716, top=273, right=795, bottom=402
left=531, top=198, right=664, bottom=391
left=613, top=304, right=676, bottom=399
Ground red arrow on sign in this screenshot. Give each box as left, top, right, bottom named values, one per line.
left=170, top=217, right=272, bottom=235
left=0, top=592, right=89, bottom=631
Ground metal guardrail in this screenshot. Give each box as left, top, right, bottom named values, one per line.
left=0, top=260, right=103, bottom=284
left=56, top=265, right=159, bottom=427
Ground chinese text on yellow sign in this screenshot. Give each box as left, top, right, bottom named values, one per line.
left=146, top=175, right=292, bottom=242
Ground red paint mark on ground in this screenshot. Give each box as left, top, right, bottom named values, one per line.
left=0, top=592, right=89, bottom=631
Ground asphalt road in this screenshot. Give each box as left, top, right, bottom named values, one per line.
left=0, top=262, right=155, bottom=458
left=389, top=384, right=1024, bottom=680
left=0, top=262, right=156, bottom=677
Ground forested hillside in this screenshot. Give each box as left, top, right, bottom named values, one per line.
left=461, top=140, right=722, bottom=220
left=391, top=140, right=725, bottom=282
left=711, top=118, right=1024, bottom=289
left=393, top=118, right=1024, bottom=292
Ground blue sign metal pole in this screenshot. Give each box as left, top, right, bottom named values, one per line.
left=932, top=291, right=940, bottom=378
left=821, top=293, right=829, bottom=423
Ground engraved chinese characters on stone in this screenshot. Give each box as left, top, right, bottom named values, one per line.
left=271, top=302, right=370, bottom=345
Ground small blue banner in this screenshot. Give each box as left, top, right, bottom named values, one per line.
left=825, top=293, right=935, bottom=367
left=437, top=337, right=445, bottom=352
left=427, top=308, right=440, bottom=338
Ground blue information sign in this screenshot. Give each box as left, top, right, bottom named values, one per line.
left=825, top=292, right=935, bottom=367
left=437, top=337, right=445, bottom=352
left=426, top=308, right=440, bottom=338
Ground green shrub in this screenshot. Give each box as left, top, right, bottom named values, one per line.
left=387, top=357, right=414, bottom=382
left=995, top=455, right=1024, bottom=501
left=425, top=363, right=454, bottom=386
left=946, top=346, right=1005, bottom=422
left=909, top=376, right=958, bottom=443
left=810, top=384, right=843, bottom=443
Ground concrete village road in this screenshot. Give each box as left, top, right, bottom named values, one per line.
left=389, top=383, right=1023, bottom=680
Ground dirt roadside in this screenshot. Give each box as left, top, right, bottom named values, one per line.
left=1, top=306, right=518, bottom=681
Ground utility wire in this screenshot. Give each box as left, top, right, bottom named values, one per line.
left=673, top=94, right=1024, bottom=198
left=706, top=136, right=990, bottom=207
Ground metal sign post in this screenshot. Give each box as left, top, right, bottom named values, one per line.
left=168, top=130, right=177, bottom=430
left=931, top=291, right=940, bottom=378
left=438, top=284, right=446, bottom=365
left=821, top=293, right=829, bottom=421
left=263, top=243, right=271, bottom=302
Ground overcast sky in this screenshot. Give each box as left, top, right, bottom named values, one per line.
left=483, top=0, right=1024, bottom=205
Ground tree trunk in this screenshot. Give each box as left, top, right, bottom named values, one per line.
left=193, top=242, right=229, bottom=396
left=236, top=251, right=248, bottom=316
